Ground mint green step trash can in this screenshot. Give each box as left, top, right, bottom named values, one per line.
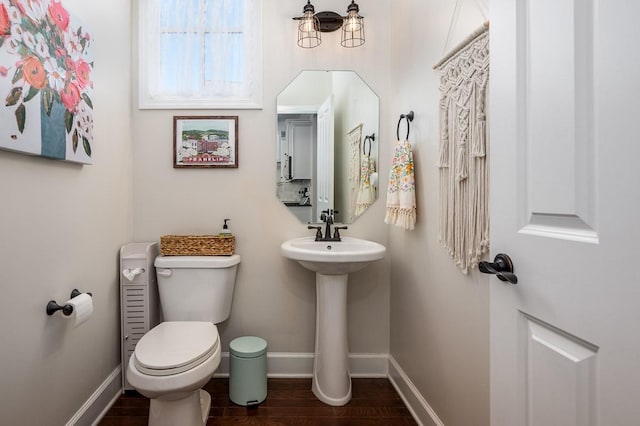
left=229, top=336, right=267, bottom=406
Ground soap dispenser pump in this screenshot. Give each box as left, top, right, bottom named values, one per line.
left=220, top=219, right=232, bottom=236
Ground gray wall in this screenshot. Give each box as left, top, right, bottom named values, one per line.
left=0, top=1, right=132, bottom=424
left=388, top=1, right=490, bottom=425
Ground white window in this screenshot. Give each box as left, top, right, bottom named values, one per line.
left=138, top=0, right=262, bottom=109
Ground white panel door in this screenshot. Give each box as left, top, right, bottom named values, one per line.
left=490, top=0, right=640, bottom=425
left=316, top=96, right=334, bottom=221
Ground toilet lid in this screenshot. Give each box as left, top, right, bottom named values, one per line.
left=134, top=322, right=219, bottom=376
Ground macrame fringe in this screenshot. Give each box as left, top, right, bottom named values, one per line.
left=456, top=145, right=468, bottom=182
left=438, top=99, right=450, bottom=168
left=472, top=120, right=486, bottom=157
left=384, top=207, right=416, bottom=231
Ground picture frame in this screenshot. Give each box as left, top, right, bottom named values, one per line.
left=173, top=116, right=238, bottom=168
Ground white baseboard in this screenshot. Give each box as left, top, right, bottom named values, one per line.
left=65, top=365, right=122, bottom=426
left=265, top=352, right=314, bottom=377
left=213, top=352, right=389, bottom=378
left=349, top=353, right=389, bottom=378
left=388, top=356, right=444, bottom=426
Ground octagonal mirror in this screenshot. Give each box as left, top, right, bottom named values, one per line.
left=276, top=70, right=379, bottom=224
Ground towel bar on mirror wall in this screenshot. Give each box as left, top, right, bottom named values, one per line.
left=396, top=111, right=414, bottom=140
left=363, top=133, right=375, bottom=155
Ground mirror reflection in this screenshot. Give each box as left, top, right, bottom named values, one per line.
left=276, top=71, right=379, bottom=224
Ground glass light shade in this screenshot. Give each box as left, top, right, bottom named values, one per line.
left=298, top=11, right=321, bottom=48
left=341, top=11, right=364, bottom=48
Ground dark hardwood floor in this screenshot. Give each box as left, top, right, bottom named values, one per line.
left=100, top=378, right=417, bottom=425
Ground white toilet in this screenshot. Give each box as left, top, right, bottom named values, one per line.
left=127, top=254, right=241, bottom=426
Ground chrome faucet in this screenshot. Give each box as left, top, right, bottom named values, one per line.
left=307, top=209, right=348, bottom=241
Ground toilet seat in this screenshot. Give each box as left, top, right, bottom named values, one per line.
left=133, top=321, right=219, bottom=376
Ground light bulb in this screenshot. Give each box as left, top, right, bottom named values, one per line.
left=344, top=11, right=362, bottom=32
left=301, top=11, right=316, bottom=32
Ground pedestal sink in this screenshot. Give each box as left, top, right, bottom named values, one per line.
left=280, top=236, right=386, bottom=406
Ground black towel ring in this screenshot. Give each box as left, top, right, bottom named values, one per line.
left=363, top=133, right=375, bottom=155
left=396, top=111, right=414, bottom=140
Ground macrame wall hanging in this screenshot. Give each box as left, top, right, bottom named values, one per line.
left=346, top=123, right=363, bottom=223
left=434, top=22, right=490, bottom=273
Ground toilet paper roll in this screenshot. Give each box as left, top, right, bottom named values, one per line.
left=63, top=293, right=93, bottom=327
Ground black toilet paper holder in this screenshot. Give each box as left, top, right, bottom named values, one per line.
left=46, top=289, right=92, bottom=316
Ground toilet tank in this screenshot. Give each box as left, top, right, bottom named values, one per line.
left=154, top=255, right=241, bottom=323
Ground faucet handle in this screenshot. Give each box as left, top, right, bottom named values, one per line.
left=307, top=225, right=323, bottom=241
left=333, top=226, right=348, bottom=240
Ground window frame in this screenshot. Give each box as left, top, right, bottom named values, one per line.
left=138, top=0, right=263, bottom=110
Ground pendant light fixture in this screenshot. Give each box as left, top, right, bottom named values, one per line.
left=297, top=0, right=322, bottom=48
left=293, top=0, right=365, bottom=49
left=341, top=0, right=364, bottom=48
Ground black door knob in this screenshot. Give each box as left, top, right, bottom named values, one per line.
left=479, top=253, right=518, bottom=284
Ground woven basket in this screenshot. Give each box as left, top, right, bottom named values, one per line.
left=160, top=235, right=235, bottom=256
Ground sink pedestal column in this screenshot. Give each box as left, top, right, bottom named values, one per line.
left=281, top=236, right=386, bottom=406
left=312, top=272, right=351, bottom=406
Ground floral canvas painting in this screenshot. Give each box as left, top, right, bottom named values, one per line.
left=0, top=0, right=93, bottom=164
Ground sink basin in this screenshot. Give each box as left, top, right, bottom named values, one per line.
left=280, top=236, right=386, bottom=275
left=281, top=235, right=386, bottom=406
